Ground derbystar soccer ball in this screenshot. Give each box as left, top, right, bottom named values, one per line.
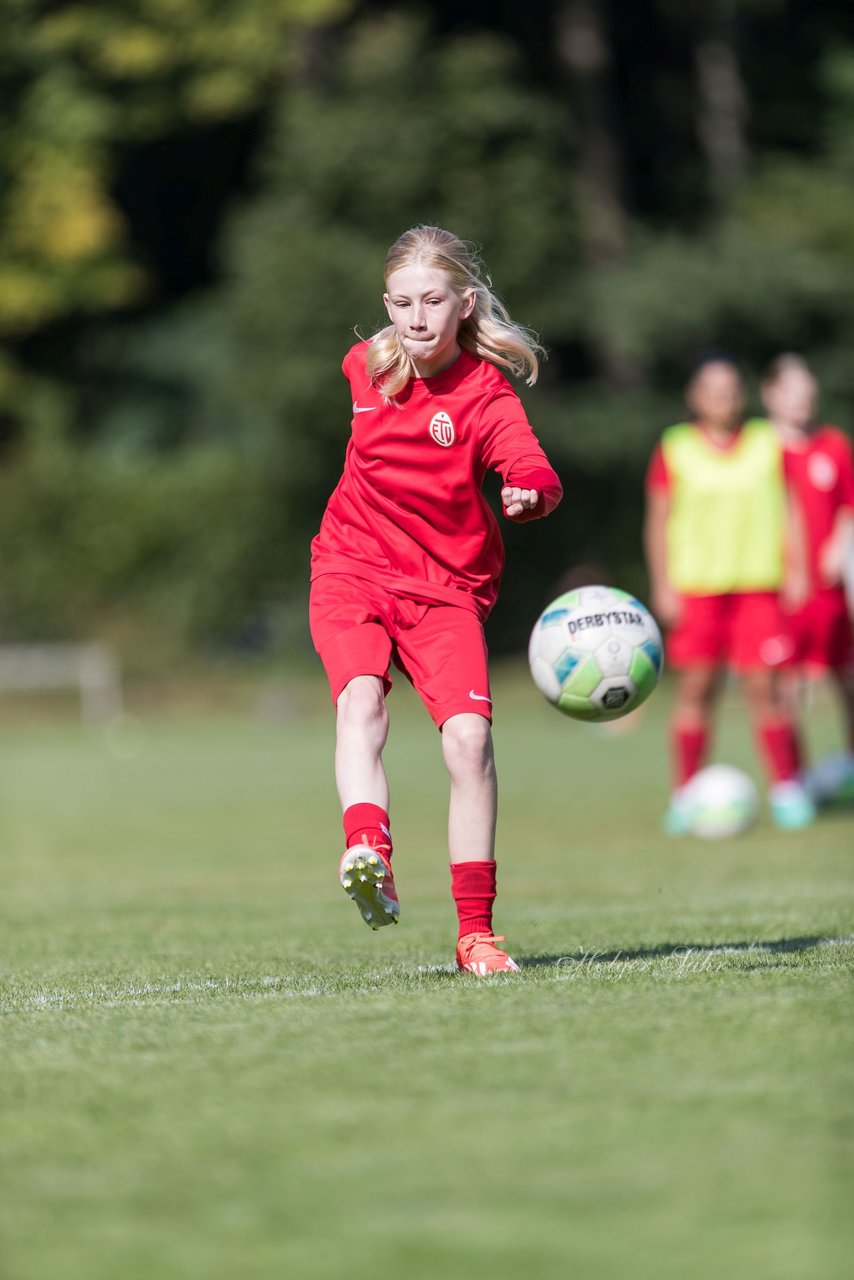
left=682, top=764, right=759, bottom=839
left=528, top=585, right=663, bottom=721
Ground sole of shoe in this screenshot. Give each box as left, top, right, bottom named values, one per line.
left=457, top=957, right=520, bottom=976
left=339, top=845, right=399, bottom=930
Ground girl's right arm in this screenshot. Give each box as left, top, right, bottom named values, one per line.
left=820, top=508, right=854, bottom=586
left=478, top=392, right=562, bottom=523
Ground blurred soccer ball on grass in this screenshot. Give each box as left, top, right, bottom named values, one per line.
left=681, top=765, right=759, bottom=839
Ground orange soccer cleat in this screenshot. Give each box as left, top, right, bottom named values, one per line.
left=456, top=932, right=519, bottom=975
left=338, top=844, right=399, bottom=930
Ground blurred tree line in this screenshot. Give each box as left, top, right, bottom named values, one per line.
left=1, top=0, right=853, bottom=659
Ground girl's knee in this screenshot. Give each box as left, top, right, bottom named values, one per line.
left=337, top=676, right=387, bottom=729
left=442, top=715, right=494, bottom=777
left=675, top=667, right=718, bottom=720
left=743, top=669, right=783, bottom=717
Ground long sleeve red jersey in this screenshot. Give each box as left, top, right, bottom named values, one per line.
left=310, top=341, right=563, bottom=619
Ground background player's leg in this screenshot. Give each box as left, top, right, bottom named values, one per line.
left=836, top=670, right=854, bottom=754
left=664, top=664, right=720, bottom=833
left=671, top=664, right=720, bottom=784
left=743, top=669, right=814, bottom=828
left=743, top=669, right=801, bottom=781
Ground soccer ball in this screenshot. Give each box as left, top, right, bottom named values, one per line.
left=528, top=585, right=663, bottom=721
left=683, top=765, right=758, bottom=838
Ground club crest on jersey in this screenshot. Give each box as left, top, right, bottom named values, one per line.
left=429, top=411, right=455, bottom=447
left=808, top=452, right=837, bottom=492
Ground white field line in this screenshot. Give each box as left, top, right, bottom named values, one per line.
left=540, top=934, right=854, bottom=981
left=4, top=937, right=851, bottom=1011
left=5, top=975, right=326, bottom=1013
left=553, top=935, right=853, bottom=962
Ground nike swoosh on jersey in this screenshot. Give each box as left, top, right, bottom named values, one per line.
left=353, top=402, right=376, bottom=413
left=468, top=690, right=492, bottom=703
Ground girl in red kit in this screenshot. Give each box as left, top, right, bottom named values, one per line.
left=762, top=355, right=854, bottom=793
left=310, top=226, right=562, bottom=974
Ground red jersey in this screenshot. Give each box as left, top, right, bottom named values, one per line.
left=782, top=425, right=854, bottom=594
left=310, top=341, right=562, bottom=619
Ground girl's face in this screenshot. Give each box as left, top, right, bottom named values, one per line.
left=687, top=362, right=745, bottom=430
left=762, top=369, right=817, bottom=431
left=384, top=263, right=475, bottom=378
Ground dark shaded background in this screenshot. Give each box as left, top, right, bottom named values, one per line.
left=1, top=0, right=852, bottom=662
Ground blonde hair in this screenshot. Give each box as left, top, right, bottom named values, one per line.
left=366, top=226, right=544, bottom=400
left=762, top=352, right=813, bottom=387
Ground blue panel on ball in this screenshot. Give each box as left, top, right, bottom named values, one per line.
left=555, top=650, right=580, bottom=683
left=641, top=639, right=663, bottom=674
left=540, top=608, right=570, bottom=627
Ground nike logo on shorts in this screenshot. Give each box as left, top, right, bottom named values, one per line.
left=469, top=690, right=492, bottom=703
left=353, top=402, right=376, bottom=413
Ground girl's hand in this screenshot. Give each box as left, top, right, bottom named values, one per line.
left=501, top=486, right=539, bottom=517
left=651, top=583, right=682, bottom=629
left=819, top=536, right=846, bottom=587
left=781, top=565, right=810, bottom=610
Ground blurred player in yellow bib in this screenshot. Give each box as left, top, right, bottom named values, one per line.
left=644, top=354, right=814, bottom=831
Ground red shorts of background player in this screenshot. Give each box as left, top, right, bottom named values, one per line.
left=309, top=574, right=492, bottom=729
left=787, top=587, right=854, bottom=674
left=667, top=591, right=795, bottom=672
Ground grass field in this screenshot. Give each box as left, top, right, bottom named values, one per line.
left=1, top=663, right=852, bottom=1280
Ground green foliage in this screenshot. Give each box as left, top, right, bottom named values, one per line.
left=0, top=414, right=279, bottom=648
left=2, top=1, right=854, bottom=653
left=0, top=0, right=353, bottom=336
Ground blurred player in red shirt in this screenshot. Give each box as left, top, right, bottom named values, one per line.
left=762, top=354, right=854, bottom=796
left=310, top=226, right=562, bottom=973
left=644, top=355, right=814, bottom=832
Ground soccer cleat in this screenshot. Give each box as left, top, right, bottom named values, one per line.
left=662, top=785, right=693, bottom=836
left=803, top=752, right=854, bottom=808
left=338, top=844, right=399, bottom=930
left=768, top=780, right=816, bottom=831
left=456, top=932, right=519, bottom=976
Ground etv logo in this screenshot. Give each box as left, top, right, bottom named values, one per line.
left=429, top=412, right=455, bottom=447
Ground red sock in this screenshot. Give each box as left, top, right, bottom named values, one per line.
left=672, top=724, right=708, bottom=788
left=757, top=719, right=802, bottom=784
left=343, top=803, right=392, bottom=855
left=451, top=860, right=496, bottom=938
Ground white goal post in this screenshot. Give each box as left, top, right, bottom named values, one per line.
left=0, top=643, right=123, bottom=722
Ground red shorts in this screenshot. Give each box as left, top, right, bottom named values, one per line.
left=667, top=591, right=795, bottom=672
left=309, top=574, right=492, bottom=729
left=787, top=588, right=854, bottom=674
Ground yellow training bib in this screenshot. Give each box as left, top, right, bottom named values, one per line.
left=662, top=419, right=785, bottom=594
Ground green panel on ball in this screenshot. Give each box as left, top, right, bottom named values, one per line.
left=549, top=589, right=581, bottom=610
left=628, top=648, right=657, bottom=703
left=564, top=654, right=603, bottom=697
left=558, top=695, right=603, bottom=720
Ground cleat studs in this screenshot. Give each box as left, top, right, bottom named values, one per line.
left=367, top=854, right=378, bottom=866
left=342, top=878, right=352, bottom=889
